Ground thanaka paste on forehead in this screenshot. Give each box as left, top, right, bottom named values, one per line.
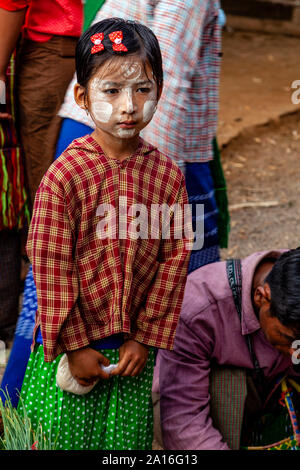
left=120, top=62, right=142, bottom=80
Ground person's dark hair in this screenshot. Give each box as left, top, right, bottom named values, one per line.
left=265, top=247, right=300, bottom=336
left=75, top=18, right=163, bottom=96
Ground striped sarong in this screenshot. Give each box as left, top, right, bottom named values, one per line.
left=0, top=54, right=29, bottom=231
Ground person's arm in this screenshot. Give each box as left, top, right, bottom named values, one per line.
left=159, top=313, right=230, bottom=450
left=0, top=5, right=27, bottom=79
left=0, top=4, right=27, bottom=118
left=26, top=175, right=109, bottom=381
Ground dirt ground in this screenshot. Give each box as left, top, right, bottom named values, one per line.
left=218, top=29, right=300, bottom=146
left=220, top=109, right=300, bottom=259
left=216, top=28, right=300, bottom=258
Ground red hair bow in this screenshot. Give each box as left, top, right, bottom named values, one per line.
left=90, top=33, right=104, bottom=54
left=109, top=31, right=128, bottom=52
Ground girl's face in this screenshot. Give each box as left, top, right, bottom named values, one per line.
left=77, top=55, right=160, bottom=141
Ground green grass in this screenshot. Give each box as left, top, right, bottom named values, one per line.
left=0, top=389, right=58, bottom=450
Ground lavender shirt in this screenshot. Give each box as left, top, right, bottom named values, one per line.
left=154, top=250, right=297, bottom=450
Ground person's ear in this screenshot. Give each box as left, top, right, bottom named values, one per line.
left=74, top=83, right=88, bottom=112
left=253, top=283, right=271, bottom=309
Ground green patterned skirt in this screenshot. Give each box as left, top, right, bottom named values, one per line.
left=18, top=345, right=155, bottom=450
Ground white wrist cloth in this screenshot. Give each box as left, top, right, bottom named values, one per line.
left=0, top=80, right=6, bottom=105
left=56, top=353, right=118, bottom=395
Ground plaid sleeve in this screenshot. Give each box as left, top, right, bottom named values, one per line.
left=130, top=175, right=193, bottom=350
left=142, top=0, right=210, bottom=158
left=151, top=0, right=208, bottom=77
left=26, top=186, right=89, bottom=362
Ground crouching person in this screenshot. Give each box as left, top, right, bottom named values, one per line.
left=154, top=249, right=300, bottom=450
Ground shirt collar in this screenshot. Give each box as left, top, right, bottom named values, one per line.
left=72, top=134, right=157, bottom=163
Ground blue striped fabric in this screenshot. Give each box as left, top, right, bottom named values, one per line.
left=0, top=265, right=37, bottom=407
left=185, top=161, right=220, bottom=273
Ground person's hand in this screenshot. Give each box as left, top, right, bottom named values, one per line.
left=0, top=79, right=11, bottom=120
left=66, top=346, right=111, bottom=386
left=0, top=109, right=12, bottom=119
left=110, top=340, right=149, bottom=377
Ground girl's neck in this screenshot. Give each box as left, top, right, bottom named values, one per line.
left=92, top=129, right=140, bottom=162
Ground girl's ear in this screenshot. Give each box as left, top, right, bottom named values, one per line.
left=74, top=83, right=87, bottom=111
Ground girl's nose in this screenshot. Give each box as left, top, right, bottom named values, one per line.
left=121, top=88, right=136, bottom=114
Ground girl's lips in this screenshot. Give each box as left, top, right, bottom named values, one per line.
left=118, top=121, right=137, bottom=128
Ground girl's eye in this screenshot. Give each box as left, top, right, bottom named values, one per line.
left=137, top=87, right=151, bottom=93
left=103, top=88, right=119, bottom=94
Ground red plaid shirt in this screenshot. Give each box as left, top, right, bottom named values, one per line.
left=27, top=136, right=192, bottom=362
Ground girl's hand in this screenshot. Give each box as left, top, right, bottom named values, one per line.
left=110, top=340, right=149, bottom=377
left=66, top=346, right=110, bottom=386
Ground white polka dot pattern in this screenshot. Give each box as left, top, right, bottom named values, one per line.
left=18, top=346, right=155, bottom=450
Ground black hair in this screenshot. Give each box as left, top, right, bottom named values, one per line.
left=75, top=18, right=163, bottom=95
left=265, top=247, right=300, bottom=336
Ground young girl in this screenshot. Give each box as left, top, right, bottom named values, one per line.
left=18, top=18, right=191, bottom=450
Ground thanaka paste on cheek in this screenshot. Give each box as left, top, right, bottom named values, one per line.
left=142, top=85, right=157, bottom=123
left=89, top=77, right=113, bottom=123
left=91, top=100, right=113, bottom=123
left=143, top=100, right=157, bottom=122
